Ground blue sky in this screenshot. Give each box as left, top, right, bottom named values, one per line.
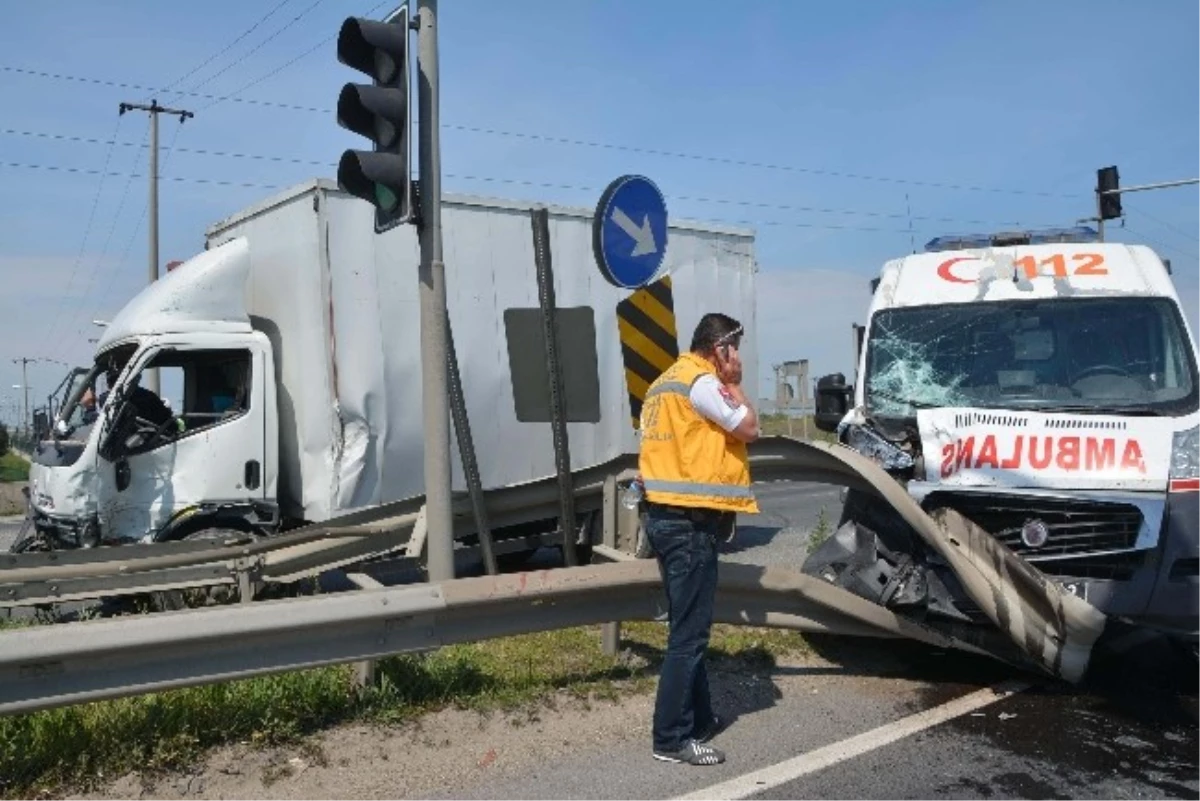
left=1, top=0, right=1197, bottom=425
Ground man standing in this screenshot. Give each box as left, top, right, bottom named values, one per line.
left=638, top=312, right=760, bottom=766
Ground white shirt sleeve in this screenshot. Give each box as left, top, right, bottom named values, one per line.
left=689, top=374, right=749, bottom=433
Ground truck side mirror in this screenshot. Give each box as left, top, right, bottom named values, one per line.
left=814, top=373, right=853, bottom=433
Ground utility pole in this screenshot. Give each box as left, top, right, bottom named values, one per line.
left=11, top=357, right=37, bottom=442
left=118, top=100, right=194, bottom=394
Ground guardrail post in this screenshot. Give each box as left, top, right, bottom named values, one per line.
left=600, top=475, right=621, bottom=657
left=344, top=572, right=385, bottom=689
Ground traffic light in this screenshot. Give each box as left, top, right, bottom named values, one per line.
left=1097, top=165, right=1122, bottom=220
left=336, top=11, right=414, bottom=232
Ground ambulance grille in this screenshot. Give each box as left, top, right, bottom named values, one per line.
left=924, top=493, right=1144, bottom=578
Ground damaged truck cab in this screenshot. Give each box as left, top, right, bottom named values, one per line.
left=21, top=239, right=279, bottom=549
left=811, top=227, right=1199, bottom=646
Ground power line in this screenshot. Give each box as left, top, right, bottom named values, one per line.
left=186, top=0, right=329, bottom=99
left=49, top=125, right=150, bottom=359
left=90, top=123, right=192, bottom=334
left=1121, top=224, right=1199, bottom=263
left=197, top=0, right=389, bottom=112
left=1, top=161, right=282, bottom=190
left=0, top=151, right=1041, bottom=231
left=1, top=127, right=1042, bottom=226
left=1, top=62, right=1082, bottom=199
left=440, top=124, right=1084, bottom=199
left=1122, top=200, right=1199, bottom=246
left=40, top=116, right=125, bottom=351
left=156, top=0, right=299, bottom=100
left=197, top=36, right=333, bottom=112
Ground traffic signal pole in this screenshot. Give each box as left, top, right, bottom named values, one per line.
left=1093, top=165, right=1198, bottom=243
left=415, top=0, right=455, bottom=582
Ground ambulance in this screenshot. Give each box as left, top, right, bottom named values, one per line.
left=811, top=227, right=1198, bottom=648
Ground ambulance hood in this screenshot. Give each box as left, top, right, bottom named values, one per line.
left=918, top=407, right=1180, bottom=492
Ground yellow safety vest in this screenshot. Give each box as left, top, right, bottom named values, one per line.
left=637, top=352, right=758, bottom=514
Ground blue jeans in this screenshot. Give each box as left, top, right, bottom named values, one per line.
left=646, top=505, right=719, bottom=752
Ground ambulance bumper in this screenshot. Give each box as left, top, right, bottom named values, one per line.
left=1138, top=489, right=1199, bottom=640
left=1075, top=489, right=1200, bottom=640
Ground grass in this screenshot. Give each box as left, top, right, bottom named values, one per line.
left=0, top=451, right=29, bottom=483
left=0, top=621, right=809, bottom=798
left=807, top=506, right=834, bottom=554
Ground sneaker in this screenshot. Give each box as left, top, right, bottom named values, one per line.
left=694, top=714, right=725, bottom=744
left=653, top=739, right=726, bottom=766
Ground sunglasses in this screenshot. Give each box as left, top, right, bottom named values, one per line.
left=715, top=325, right=744, bottom=348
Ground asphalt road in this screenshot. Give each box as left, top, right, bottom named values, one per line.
left=437, top=479, right=1198, bottom=800
left=4, top=481, right=1196, bottom=799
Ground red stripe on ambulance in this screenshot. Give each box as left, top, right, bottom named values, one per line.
left=940, top=434, right=1146, bottom=478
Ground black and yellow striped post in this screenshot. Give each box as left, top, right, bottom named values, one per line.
left=616, top=276, right=680, bottom=428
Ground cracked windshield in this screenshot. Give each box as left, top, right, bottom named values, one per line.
left=865, top=296, right=1198, bottom=417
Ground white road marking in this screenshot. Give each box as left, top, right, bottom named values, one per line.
left=676, top=679, right=1031, bottom=800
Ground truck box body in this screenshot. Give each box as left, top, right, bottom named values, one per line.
left=204, top=180, right=757, bottom=522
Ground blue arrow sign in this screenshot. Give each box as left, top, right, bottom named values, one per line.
left=592, top=175, right=668, bottom=289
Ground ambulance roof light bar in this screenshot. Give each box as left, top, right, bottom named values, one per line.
left=924, top=225, right=1100, bottom=252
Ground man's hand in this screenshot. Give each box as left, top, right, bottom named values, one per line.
left=715, top=345, right=743, bottom=387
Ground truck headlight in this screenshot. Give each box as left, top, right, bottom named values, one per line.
left=1170, top=425, right=1199, bottom=480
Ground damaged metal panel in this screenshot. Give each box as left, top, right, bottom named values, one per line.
left=748, top=438, right=1107, bottom=683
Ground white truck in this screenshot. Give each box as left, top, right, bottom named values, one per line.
left=809, top=227, right=1199, bottom=647
left=21, top=180, right=757, bottom=557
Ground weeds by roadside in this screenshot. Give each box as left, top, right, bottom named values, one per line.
left=0, top=452, right=30, bottom=484
left=807, top=507, right=832, bottom=554
left=0, top=621, right=808, bottom=798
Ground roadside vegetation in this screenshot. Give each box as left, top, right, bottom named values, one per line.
left=0, top=444, right=29, bottom=514
left=807, top=507, right=833, bottom=554
left=0, top=621, right=809, bottom=798
left=0, top=452, right=29, bottom=484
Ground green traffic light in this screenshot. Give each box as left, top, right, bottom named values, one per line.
left=375, top=183, right=398, bottom=211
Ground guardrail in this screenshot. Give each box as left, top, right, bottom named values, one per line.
left=1, top=455, right=638, bottom=606
left=0, top=560, right=1032, bottom=717
left=1, top=438, right=1111, bottom=693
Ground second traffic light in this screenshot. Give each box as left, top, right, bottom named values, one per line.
left=336, top=11, right=414, bottom=232
left=1097, top=165, right=1122, bottom=221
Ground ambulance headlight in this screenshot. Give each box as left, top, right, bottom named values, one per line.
left=1170, top=425, right=1199, bottom=480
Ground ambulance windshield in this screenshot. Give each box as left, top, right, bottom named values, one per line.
left=864, top=297, right=1198, bottom=418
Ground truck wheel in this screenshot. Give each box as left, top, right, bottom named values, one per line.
left=151, top=527, right=260, bottom=610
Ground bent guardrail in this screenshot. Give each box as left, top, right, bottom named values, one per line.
left=0, top=560, right=1035, bottom=716
left=0, top=438, right=1113, bottom=689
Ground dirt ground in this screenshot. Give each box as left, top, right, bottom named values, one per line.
left=0, top=482, right=25, bottom=516
left=66, top=651, right=879, bottom=801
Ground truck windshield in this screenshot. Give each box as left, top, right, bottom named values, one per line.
left=864, top=297, right=1198, bottom=418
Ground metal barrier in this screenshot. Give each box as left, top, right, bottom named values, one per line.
left=0, top=560, right=1028, bottom=717
left=0, top=438, right=1112, bottom=700
left=1, top=455, right=637, bottom=606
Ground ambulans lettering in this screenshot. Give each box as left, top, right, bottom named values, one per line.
left=940, top=434, right=1146, bottom=478
left=936, top=253, right=1108, bottom=284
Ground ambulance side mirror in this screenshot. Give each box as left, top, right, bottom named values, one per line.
left=814, top=373, right=853, bottom=433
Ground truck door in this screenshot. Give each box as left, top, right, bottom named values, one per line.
left=96, top=340, right=268, bottom=541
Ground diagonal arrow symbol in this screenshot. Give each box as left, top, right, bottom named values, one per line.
left=611, top=206, right=658, bottom=257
